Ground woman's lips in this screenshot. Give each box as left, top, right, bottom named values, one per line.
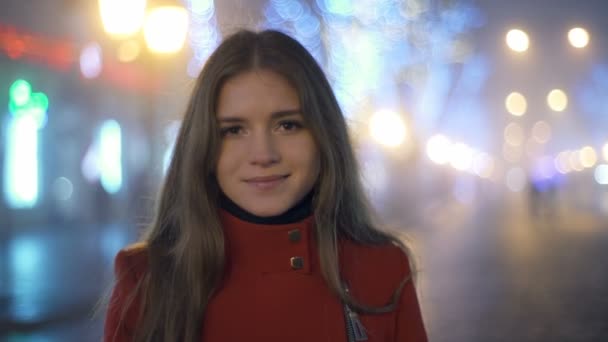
left=245, top=175, right=288, bottom=190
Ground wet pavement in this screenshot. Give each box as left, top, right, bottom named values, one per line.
left=1, top=192, right=608, bottom=341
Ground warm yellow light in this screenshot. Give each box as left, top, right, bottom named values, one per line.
left=369, top=110, right=407, bottom=147
left=143, top=6, right=189, bottom=54
left=603, top=143, right=608, bottom=162
left=504, top=122, right=524, bottom=146
left=505, top=92, right=527, bottom=116
left=506, top=29, right=530, bottom=53
left=117, top=40, right=141, bottom=62
left=580, top=146, right=597, bottom=168
left=450, top=143, right=474, bottom=171
left=568, top=27, right=590, bottom=48
left=532, top=121, right=552, bottom=144
left=426, top=134, right=451, bottom=165
left=547, top=89, right=568, bottom=112
left=569, top=151, right=585, bottom=171
left=99, top=0, right=147, bottom=37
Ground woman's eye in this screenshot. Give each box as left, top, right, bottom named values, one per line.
left=278, top=121, right=303, bottom=132
left=220, top=126, right=243, bottom=136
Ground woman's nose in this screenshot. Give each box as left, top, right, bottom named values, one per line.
left=248, top=132, right=280, bottom=166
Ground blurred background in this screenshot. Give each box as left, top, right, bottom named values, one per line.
left=1, top=0, right=607, bottom=341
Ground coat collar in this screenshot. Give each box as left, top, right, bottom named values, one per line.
left=219, top=209, right=317, bottom=276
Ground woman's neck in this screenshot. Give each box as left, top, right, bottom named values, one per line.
left=218, top=190, right=313, bottom=225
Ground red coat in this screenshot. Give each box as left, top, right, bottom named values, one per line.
left=104, top=210, right=428, bottom=341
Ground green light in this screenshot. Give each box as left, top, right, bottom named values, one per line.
left=9, top=80, right=32, bottom=107
left=7, top=80, right=49, bottom=128
left=30, top=92, right=49, bottom=112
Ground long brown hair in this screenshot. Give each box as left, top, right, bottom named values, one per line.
left=127, top=29, right=415, bottom=342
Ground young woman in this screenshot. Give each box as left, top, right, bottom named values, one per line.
left=104, top=29, right=427, bottom=342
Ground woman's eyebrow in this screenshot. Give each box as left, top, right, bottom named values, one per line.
left=270, top=109, right=302, bottom=120
left=218, top=109, right=302, bottom=123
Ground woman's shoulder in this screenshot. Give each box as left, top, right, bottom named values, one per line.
left=340, top=240, right=413, bottom=305
left=341, top=239, right=411, bottom=271
left=113, top=242, right=149, bottom=279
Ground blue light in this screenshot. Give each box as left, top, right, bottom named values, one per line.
left=9, top=237, right=44, bottom=321
left=3, top=116, right=39, bottom=209
left=294, top=14, right=321, bottom=37
left=595, top=165, right=608, bottom=185
left=318, top=0, right=353, bottom=16
left=276, top=0, right=304, bottom=21
left=185, top=0, right=219, bottom=78
left=99, top=120, right=122, bottom=194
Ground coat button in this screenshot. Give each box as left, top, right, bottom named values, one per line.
left=290, top=256, right=304, bottom=270
left=288, top=229, right=301, bottom=242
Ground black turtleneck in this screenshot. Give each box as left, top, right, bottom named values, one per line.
left=219, top=190, right=314, bottom=225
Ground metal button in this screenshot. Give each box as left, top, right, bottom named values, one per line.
left=288, top=229, right=301, bottom=242
left=290, top=256, right=304, bottom=270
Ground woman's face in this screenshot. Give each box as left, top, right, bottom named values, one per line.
left=215, top=69, right=320, bottom=217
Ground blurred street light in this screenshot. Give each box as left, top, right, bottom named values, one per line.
left=80, top=42, right=103, bottom=79
left=450, top=143, right=474, bottom=171
left=568, top=27, right=590, bottom=48
left=580, top=146, right=597, bottom=168
left=547, top=89, right=568, bottom=112
left=506, top=29, right=529, bottom=53
left=504, top=122, right=524, bottom=146
left=426, top=134, right=451, bottom=165
left=99, top=0, right=147, bottom=37
left=505, top=92, right=527, bottom=116
left=117, top=40, right=142, bottom=62
left=143, top=5, right=189, bottom=54
left=603, top=143, right=608, bottom=162
left=532, top=121, right=551, bottom=144
left=595, top=165, right=608, bottom=185
left=369, top=109, right=407, bottom=148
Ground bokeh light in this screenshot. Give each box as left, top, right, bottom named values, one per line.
left=143, top=6, right=189, bottom=54
left=80, top=42, right=103, bottom=79
left=3, top=116, right=39, bottom=208
left=602, top=143, right=608, bottom=162
left=555, top=151, right=572, bottom=174
left=450, top=143, right=474, bottom=171
left=532, top=121, right=552, bottom=144
left=117, top=40, right=141, bottom=62
left=547, top=89, right=568, bottom=112
left=504, top=122, right=525, bottom=146
left=568, top=27, right=590, bottom=48
left=472, top=153, right=495, bottom=178
left=580, top=146, right=598, bottom=168
left=535, top=155, right=556, bottom=179
left=99, top=120, right=122, bottom=194
left=52, top=177, right=74, bottom=201
left=595, top=164, right=608, bottom=185
left=9, top=80, right=32, bottom=106
left=569, top=150, right=585, bottom=172
left=99, top=0, right=146, bottom=37
left=506, top=29, right=529, bottom=52
left=369, top=110, right=407, bottom=147
left=426, top=134, right=452, bottom=165
left=505, top=92, right=527, bottom=116
left=8, top=80, right=49, bottom=128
